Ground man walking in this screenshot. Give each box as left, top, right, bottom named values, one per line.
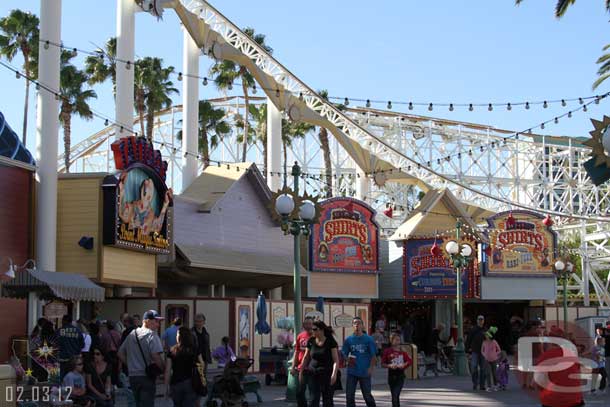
left=118, top=310, right=165, bottom=407
left=291, top=316, right=314, bottom=407
left=342, top=317, right=377, bottom=407
left=192, top=313, right=212, bottom=368
left=465, top=315, right=487, bottom=391
left=57, top=314, right=84, bottom=380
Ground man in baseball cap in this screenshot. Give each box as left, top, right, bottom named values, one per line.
left=118, top=310, right=164, bottom=406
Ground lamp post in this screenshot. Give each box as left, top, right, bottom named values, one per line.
left=553, top=259, right=573, bottom=333
left=444, top=220, right=473, bottom=376
left=270, top=162, right=320, bottom=401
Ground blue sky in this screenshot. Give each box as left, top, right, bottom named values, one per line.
left=1, top=0, right=609, bottom=155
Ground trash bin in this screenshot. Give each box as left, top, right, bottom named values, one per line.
left=0, top=364, right=16, bottom=407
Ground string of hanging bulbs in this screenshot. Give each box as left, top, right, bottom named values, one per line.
left=38, top=38, right=606, bottom=114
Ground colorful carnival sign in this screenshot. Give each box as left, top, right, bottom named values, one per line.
left=403, top=238, right=476, bottom=299
left=310, top=198, right=379, bottom=273
left=103, top=136, right=173, bottom=254
left=485, top=210, right=557, bottom=276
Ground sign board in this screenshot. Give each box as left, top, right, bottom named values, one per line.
left=305, top=310, right=324, bottom=321
left=43, top=301, right=68, bottom=319
left=403, top=238, right=476, bottom=299
left=334, top=313, right=354, bottom=328
left=103, top=137, right=173, bottom=254
left=310, top=198, right=380, bottom=273
left=486, top=210, right=557, bottom=277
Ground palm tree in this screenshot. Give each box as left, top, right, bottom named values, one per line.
left=84, top=37, right=116, bottom=93
left=177, top=100, right=230, bottom=168
left=515, top=0, right=610, bottom=18
left=209, top=27, right=273, bottom=162
left=281, top=119, right=314, bottom=183
left=0, top=9, right=40, bottom=145
left=248, top=103, right=268, bottom=173
left=143, top=60, right=178, bottom=141
left=59, top=51, right=97, bottom=172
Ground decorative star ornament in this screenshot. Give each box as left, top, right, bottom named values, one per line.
left=583, top=115, right=610, bottom=168
left=25, top=368, right=33, bottom=377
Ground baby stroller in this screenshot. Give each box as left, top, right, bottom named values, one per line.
left=207, top=357, right=260, bottom=407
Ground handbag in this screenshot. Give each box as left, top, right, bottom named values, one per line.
left=332, top=369, right=342, bottom=391
left=192, top=360, right=207, bottom=396
left=134, top=329, right=163, bottom=380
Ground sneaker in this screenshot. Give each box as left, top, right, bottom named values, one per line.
left=493, top=386, right=499, bottom=392
left=486, top=387, right=493, bottom=392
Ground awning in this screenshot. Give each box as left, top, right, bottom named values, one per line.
left=1, top=269, right=105, bottom=302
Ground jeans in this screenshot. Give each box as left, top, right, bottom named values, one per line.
left=470, top=353, right=486, bottom=389
left=297, top=372, right=312, bottom=407
left=171, top=378, right=197, bottom=407
left=346, top=374, right=376, bottom=407
left=129, top=376, right=156, bottom=407
left=388, top=374, right=404, bottom=407
left=309, top=373, right=334, bottom=407
left=484, top=361, right=497, bottom=388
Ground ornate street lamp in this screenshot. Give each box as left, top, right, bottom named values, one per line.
left=553, top=258, right=574, bottom=333
left=269, top=162, right=321, bottom=401
left=444, top=219, right=474, bottom=376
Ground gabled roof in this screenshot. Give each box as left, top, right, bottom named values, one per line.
left=0, top=111, right=35, bottom=167
left=389, top=188, right=484, bottom=241
left=179, top=162, right=271, bottom=211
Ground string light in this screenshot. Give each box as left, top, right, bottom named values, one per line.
left=507, top=103, right=512, bottom=111
left=561, top=99, right=566, bottom=107
left=387, top=101, right=392, bottom=110
left=408, top=102, right=413, bottom=110
left=543, top=101, right=548, bottom=108
left=177, top=72, right=183, bottom=81
left=125, top=61, right=131, bottom=70
left=449, top=103, right=454, bottom=112
left=202, top=77, right=208, bottom=86
left=43, top=40, right=49, bottom=50
left=525, top=102, right=530, bottom=110
left=366, top=99, right=371, bottom=108
left=469, top=104, right=473, bottom=111
left=488, top=103, right=493, bottom=111
left=428, top=103, right=433, bottom=111
left=344, top=97, right=349, bottom=106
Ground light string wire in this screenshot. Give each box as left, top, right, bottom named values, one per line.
left=38, top=38, right=606, bottom=112
left=6, top=50, right=609, bottom=222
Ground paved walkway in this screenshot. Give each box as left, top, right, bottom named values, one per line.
left=116, top=367, right=610, bottom=406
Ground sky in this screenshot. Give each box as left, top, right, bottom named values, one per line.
left=1, top=0, right=609, bottom=156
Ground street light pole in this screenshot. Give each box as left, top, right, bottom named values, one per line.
left=445, top=219, right=471, bottom=376
left=270, top=162, right=321, bottom=402
left=553, top=259, right=572, bottom=334
left=291, top=163, right=302, bottom=339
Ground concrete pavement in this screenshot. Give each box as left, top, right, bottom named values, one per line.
left=117, top=366, right=610, bottom=406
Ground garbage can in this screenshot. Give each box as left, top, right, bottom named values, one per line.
left=0, top=364, right=16, bottom=407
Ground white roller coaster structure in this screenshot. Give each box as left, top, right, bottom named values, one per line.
left=57, top=0, right=610, bottom=308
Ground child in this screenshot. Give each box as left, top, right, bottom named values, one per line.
left=591, top=336, right=607, bottom=395
left=62, top=355, right=92, bottom=406
left=212, top=336, right=236, bottom=368
left=496, top=351, right=510, bottom=390
left=381, top=332, right=412, bottom=407
left=481, top=326, right=501, bottom=392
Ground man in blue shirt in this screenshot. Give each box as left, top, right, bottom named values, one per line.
left=161, top=317, right=182, bottom=352
left=342, top=317, right=377, bottom=407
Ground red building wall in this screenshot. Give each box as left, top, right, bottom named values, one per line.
left=0, top=163, right=33, bottom=362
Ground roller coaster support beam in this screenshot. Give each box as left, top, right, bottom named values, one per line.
left=182, top=27, right=200, bottom=190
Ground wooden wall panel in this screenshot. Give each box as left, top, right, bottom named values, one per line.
left=101, top=246, right=156, bottom=286
left=57, top=177, right=100, bottom=279
left=308, top=272, right=377, bottom=298
left=0, top=165, right=32, bottom=265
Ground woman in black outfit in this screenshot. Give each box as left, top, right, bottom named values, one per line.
left=163, top=326, right=202, bottom=407
left=299, top=320, right=339, bottom=407
left=85, top=346, right=113, bottom=407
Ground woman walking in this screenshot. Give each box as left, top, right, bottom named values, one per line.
left=85, top=346, right=113, bottom=406
left=481, top=327, right=501, bottom=392
left=212, top=336, right=236, bottom=368
left=164, top=326, right=202, bottom=407
left=381, top=332, right=412, bottom=407
left=299, top=320, right=339, bottom=407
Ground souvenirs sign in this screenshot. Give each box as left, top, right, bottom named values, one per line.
left=486, top=210, right=557, bottom=276
left=103, top=137, right=173, bottom=254
left=403, top=238, right=475, bottom=299
left=310, top=198, right=380, bottom=273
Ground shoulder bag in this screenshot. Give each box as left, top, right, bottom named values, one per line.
left=134, top=329, right=163, bottom=380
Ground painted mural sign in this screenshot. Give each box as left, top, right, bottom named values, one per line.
left=403, top=238, right=475, bottom=299
left=103, top=137, right=173, bottom=254
left=486, top=210, right=557, bottom=276
left=310, top=198, right=380, bottom=273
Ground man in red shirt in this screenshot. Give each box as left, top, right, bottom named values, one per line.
left=291, top=316, right=314, bottom=407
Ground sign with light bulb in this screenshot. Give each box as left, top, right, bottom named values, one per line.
left=403, top=238, right=476, bottom=299
left=309, top=198, right=379, bottom=273
left=485, top=210, right=557, bottom=277
left=103, top=136, right=173, bottom=254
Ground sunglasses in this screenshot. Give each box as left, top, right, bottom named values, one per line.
left=311, top=327, right=319, bottom=331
